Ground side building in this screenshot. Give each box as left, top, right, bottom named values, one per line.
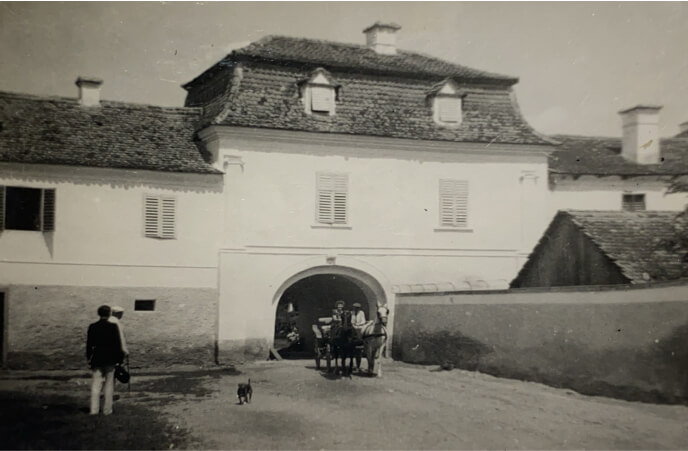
left=0, top=80, right=224, bottom=368
left=549, top=106, right=688, bottom=216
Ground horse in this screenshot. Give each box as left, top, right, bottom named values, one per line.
left=361, top=305, right=389, bottom=377
left=331, top=310, right=356, bottom=376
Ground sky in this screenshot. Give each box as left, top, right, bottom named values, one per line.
left=1, top=1, right=687, bottom=137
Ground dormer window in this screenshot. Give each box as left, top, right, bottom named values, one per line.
left=429, top=80, right=464, bottom=126
left=300, top=68, right=338, bottom=116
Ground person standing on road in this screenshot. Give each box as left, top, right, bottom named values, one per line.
left=109, top=306, right=129, bottom=359
left=86, top=305, right=124, bottom=416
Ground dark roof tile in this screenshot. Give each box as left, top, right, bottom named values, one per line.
left=549, top=135, right=688, bottom=176
left=0, top=91, right=219, bottom=174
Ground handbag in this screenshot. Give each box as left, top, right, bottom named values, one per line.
left=115, top=363, right=130, bottom=384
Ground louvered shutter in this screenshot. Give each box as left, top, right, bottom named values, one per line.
left=144, top=196, right=160, bottom=238
left=622, top=194, right=645, bottom=212
left=316, top=173, right=348, bottom=225
left=42, top=189, right=55, bottom=231
left=0, top=186, right=5, bottom=232
left=439, top=179, right=469, bottom=227
left=160, top=197, right=176, bottom=239
left=438, top=97, right=461, bottom=123
left=311, top=86, right=334, bottom=113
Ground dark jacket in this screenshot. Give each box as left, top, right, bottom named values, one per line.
left=86, top=319, right=124, bottom=368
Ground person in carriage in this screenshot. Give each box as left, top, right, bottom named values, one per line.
left=351, top=302, right=367, bottom=339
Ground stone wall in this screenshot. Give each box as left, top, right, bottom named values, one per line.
left=5, top=285, right=217, bottom=370
left=393, top=282, right=688, bottom=404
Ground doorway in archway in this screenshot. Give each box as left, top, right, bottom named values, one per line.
left=274, top=274, right=371, bottom=358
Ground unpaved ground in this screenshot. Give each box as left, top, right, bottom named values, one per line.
left=2, top=359, right=688, bottom=449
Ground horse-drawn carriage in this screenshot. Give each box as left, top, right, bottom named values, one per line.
left=312, top=305, right=389, bottom=377
left=311, top=317, right=334, bottom=371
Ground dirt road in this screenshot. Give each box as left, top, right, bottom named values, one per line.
left=2, top=359, right=687, bottom=449
left=169, top=360, right=688, bottom=450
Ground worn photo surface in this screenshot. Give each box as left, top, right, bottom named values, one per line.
left=1, top=2, right=687, bottom=450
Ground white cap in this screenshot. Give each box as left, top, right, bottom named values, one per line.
left=111, top=306, right=124, bottom=313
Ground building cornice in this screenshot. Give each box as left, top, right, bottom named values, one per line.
left=199, top=125, right=554, bottom=160
left=0, top=162, right=223, bottom=191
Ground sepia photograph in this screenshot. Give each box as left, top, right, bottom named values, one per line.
left=0, top=1, right=687, bottom=449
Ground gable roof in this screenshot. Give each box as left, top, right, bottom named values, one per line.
left=184, top=37, right=553, bottom=147
left=185, top=35, right=519, bottom=89
left=518, top=210, right=688, bottom=284
left=0, top=91, right=219, bottom=174
left=549, top=135, right=688, bottom=177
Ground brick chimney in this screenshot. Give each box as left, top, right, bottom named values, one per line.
left=363, top=22, right=401, bottom=55
left=76, top=76, right=103, bottom=107
left=618, top=105, right=662, bottom=164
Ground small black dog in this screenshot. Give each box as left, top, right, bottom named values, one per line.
left=237, top=379, right=252, bottom=405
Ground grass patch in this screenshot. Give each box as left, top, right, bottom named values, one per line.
left=0, top=392, right=191, bottom=450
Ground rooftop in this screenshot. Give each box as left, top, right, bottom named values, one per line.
left=185, top=35, right=519, bottom=90
left=549, top=134, right=688, bottom=177
left=0, top=91, right=219, bottom=174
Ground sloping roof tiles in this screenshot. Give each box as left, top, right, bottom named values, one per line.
left=184, top=37, right=552, bottom=146
left=0, top=91, right=219, bottom=174
left=186, top=35, right=519, bottom=88
left=549, top=135, right=688, bottom=176
left=530, top=210, right=688, bottom=283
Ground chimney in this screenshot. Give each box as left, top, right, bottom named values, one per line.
left=679, top=121, right=688, bottom=135
left=618, top=105, right=662, bottom=165
left=75, top=76, right=103, bottom=107
left=363, top=22, right=401, bottom=55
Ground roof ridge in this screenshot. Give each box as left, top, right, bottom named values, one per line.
left=232, top=34, right=518, bottom=83
left=0, top=89, right=201, bottom=115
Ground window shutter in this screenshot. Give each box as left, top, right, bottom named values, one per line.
left=316, top=173, right=348, bottom=225
left=438, top=97, right=461, bottom=123
left=622, top=194, right=646, bottom=212
left=0, top=186, right=5, bottom=232
left=439, top=179, right=469, bottom=227
left=42, top=189, right=56, bottom=231
left=160, top=197, right=176, bottom=239
left=144, top=196, right=160, bottom=238
left=311, top=86, right=334, bottom=113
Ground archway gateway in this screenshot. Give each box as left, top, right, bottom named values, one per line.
left=272, top=266, right=386, bottom=358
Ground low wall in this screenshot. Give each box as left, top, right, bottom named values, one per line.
left=393, top=282, right=688, bottom=404
left=5, top=285, right=218, bottom=370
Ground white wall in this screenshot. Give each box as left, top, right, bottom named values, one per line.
left=550, top=176, right=688, bottom=220
left=0, top=164, right=224, bottom=288
left=204, top=126, right=553, bottom=350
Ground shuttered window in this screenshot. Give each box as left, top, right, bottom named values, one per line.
left=316, top=173, right=348, bottom=225
left=144, top=195, right=176, bottom=239
left=622, top=194, right=646, bottom=212
left=437, top=97, right=462, bottom=123
left=310, top=85, right=335, bottom=113
left=439, top=179, right=469, bottom=227
left=0, top=186, right=55, bottom=232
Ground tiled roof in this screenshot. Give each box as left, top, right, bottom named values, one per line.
left=0, top=91, right=219, bottom=174
left=549, top=135, right=688, bottom=176
left=185, top=46, right=553, bottom=146
left=677, top=128, right=688, bottom=139
left=534, top=210, right=687, bottom=283
left=186, top=35, right=519, bottom=88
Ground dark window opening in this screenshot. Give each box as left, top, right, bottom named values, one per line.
left=622, top=194, right=646, bottom=212
left=0, top=186, right=55, bottom=232
left=134, top=300, right=156, bottom=311
left=6, top=187, right=42, bottom=230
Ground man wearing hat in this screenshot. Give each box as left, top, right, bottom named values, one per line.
left=86, top=305, right=124, bottom=415
left=108, top=306, right=129, bottom=358
left=351, top=303, right=367, bottom=328
left=332, top=300, right=346, bottom=324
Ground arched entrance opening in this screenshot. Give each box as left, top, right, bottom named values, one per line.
left=273, top=269, right=383, bottom=358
